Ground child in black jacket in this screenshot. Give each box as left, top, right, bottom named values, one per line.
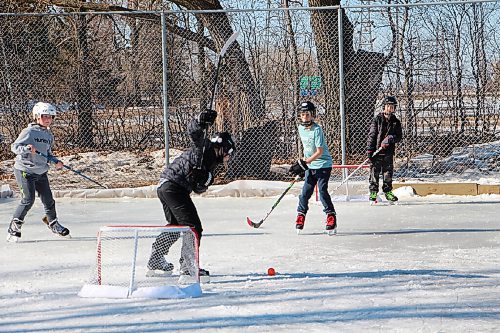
left=366, top=96, right=403, bottom=203
left=147, top=109, right=235, bottom=280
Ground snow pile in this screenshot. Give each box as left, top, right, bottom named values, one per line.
left=0, top=149, right=182, bottom=191
left=396, top=140, right=500, bottom=181
left=0, top=184, right=12, bottom=198
left=393, top=185, right=417, bottom=198
left=205, top=179, right=302, bottom=198
left=78, top=283, right=202, bottom=299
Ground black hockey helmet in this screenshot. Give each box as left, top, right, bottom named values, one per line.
left=211, top=132, right=236, bottom=156
left=298, top=101, right=316, bottom=126
left=383, top=96, right=398, bottom=106
left=299, top=101, right=316, bottom=115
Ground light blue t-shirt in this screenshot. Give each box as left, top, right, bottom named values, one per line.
left=298, top=122, right=333, bottom=169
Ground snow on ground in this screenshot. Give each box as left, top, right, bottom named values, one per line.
left=1, top=142, right=499, bottom=194
left=1, top=182, right=499, bottom=332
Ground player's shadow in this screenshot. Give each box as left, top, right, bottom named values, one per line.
left=383, top=200, right=500, bottom=206
left=18, top=236, right=97, bottom=243
left=301, top=228, right=500, bottom=237
left=210, top=268, right=490, bottom=285
left=338, top=228, right=500, bottom=236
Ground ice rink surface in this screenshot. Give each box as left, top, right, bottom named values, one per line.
left=1, top=186, right=499, bottom=332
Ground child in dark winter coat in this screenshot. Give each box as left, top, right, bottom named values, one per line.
left=7, top=102, right=69, bottom=242
left=147, top=109, right=236, bottom=279
left=366, top=96, right=403, bottom=203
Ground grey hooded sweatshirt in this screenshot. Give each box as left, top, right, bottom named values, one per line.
left=11, top=123, right=57, bottom=175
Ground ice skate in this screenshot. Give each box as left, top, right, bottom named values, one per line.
left=43, top=216, right=71, bottom=238
left=295, top=213, right=305, bottom=235
left=384, top=191, right=398, bottom=205
left=146, top=255, right=174, bottom=277
left=325, top=213, right=337, bottom=236
left=7, top=218, right=23, bottom=243
left=369, top=191, right=378, bottom=205
left=179, top=268, right=210, bottom=284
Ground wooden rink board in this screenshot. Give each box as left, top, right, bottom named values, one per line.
left=393, top=183, right=500, bottom=196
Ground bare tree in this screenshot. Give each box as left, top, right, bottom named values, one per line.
left=308, top=0, right=394, bottom=159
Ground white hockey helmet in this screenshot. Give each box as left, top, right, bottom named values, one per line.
left=32, top=102, right=57, bottom=119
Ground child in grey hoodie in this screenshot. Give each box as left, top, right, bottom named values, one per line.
left=7, top=102, right=70, bottom=242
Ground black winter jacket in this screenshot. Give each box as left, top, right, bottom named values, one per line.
left=159, top=119, right=218, bottom=194
left=366, top=113, right=403, bottom=156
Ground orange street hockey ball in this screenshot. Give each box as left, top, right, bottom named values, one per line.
left=267, top=267, right=276, bottom=276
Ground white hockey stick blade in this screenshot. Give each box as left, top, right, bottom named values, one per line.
left=146, top=270, right=173, bottom=278
left=326, top=229, right=337, bottom=236
left=6, top=234, right=20, bottom=243
left=178, top=274, right=210, bottom=284
left=219, top=31, right=240, bottom=59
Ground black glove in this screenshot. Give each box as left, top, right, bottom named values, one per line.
left=191, top=168, right=214, bottom=187
left=198, top=109, right=217, bottom=128
left=193, top=183, right=208, bottom=194
left=367, top=150, right=374, bottom=163
left=381, top=135, right=395, bottom=149
left=289, top=159, right=308, bottom=177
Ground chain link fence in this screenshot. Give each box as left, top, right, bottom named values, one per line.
left=1, top=2, right=499, bottom=190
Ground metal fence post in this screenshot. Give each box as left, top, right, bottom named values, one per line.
left=338, top=6, right=348, bottom=191
left=161, top=12, right=170, bottom=166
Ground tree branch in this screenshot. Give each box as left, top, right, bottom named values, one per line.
left=15, top=0, right=216, bottom=51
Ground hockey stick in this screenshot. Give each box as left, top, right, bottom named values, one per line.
left=198, top=31, right=240, bottom=169
left=209, top=31, right=240, bottom=111
left=330, top=147, right=383, bottom=193
left=247, top=175, right=300, bottom=229
left=35, top=150, right=108, bottom=189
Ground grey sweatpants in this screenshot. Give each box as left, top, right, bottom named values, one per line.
left=12, top=168, right=57, bottom=222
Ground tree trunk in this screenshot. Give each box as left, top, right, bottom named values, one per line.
left=76, top=14, right=94, bottom=148
left=172, top=0, right=263, bottom=129
left=309, top=0, right=389, bottom=160
left=283, top=0, right=300, bottom=107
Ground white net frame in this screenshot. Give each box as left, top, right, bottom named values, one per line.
left=79, top=225, right=200, bottom=299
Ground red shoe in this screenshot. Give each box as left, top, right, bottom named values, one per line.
left=295, top=213, right=306, bottom=230
left=326, top=213, right=337, bottom=231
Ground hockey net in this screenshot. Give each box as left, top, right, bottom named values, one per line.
left=314, top=164, right=371, bottom=203
left=79, top=225, right=201, bottom=299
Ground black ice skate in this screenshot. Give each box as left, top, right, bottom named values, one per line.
left=325, top=213, right=337, bottom=236
left=146, top=255, right=174, bottom=277
left=7, top=218, right=23, bottom=243
left=179, top=268, right=210, bottom=284
left=43, top=216, right=70, bottom=238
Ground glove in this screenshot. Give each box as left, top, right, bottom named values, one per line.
left=380, top=135, right=395, bottom=149
left=367, top=150, right=374, bottom=163
left=198, top=109, right=217, bottom=128
left=193, top=184, right=207, bottom=194
left=191, top=168, right=214, bottom=187
left=289, top=159, right=308, bottom=177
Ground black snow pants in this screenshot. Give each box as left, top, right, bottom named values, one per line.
left=369, top=154, right=395, bottom=193
left=150, top=181, right=203, bottom=259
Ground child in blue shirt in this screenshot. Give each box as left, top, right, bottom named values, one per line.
left=289, top=101, right=337, bottom=234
